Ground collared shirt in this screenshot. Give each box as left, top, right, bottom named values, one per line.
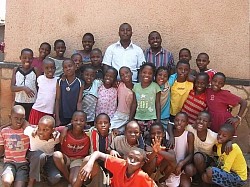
left=145, top=47, right=175, bottom=70
left=102, top=41, right=145, bottom=82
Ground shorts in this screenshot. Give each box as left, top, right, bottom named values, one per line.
left=65, top=155, right=84, bottom=169
left=194, top=152, right=216, bottom=168
left=2, top=162, right=29, bottom=182
left=212, top=167, right=247, bottom=187
left=110, top=111, right=129, bottom=132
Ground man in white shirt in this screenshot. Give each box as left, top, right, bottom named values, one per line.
left=103, top=23, right=145, bottom=82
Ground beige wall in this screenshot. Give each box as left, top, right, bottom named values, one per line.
left=4, top=0, right=250, bottom=79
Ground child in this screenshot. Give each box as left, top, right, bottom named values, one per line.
left=155, top=66, right=171, bottom=130
left=130, top=62, right=161, bottom=135
left=82, top=66, right=102, bottom=126
left=196, top=53, right=216, bottom=83
left=53, top=111, right=90, bottom=186
left=76, top=148, right=157, bottom=187
left=165, top=112, right=194, bottom=187
left=206, top=72, right=247, bottom=132
left=0, top=105, right=30, bottom=187
left=181, top=72, right=209, bottom=125
left=90, top=48, right=104, bottom=80
left=48, top=39, right=67, bottom=77
left=71, top=53, right=83, bottom=78
left=11, top=48, right=40, bottom=120
left=95, top=67, right=118, bottom=119
left=55, top=58, right=84, bottom=126
left=110, top=66, right=134, bottom=134
left=31, top=42, right=51, bottom=73
left=74, top=33, right=95, bottom=65
left=143, top=123, right=177, bottom=185
left=24, top=115, right=62, bottom=187
left=202, top=123, right=247, bottom=187
left=29, top=58, right=57, bottom=125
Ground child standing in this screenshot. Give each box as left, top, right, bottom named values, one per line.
left=71, top=53, right=83, bottom=79
left=95, top=67, right=118, bottom=119
left=29, top=58, right=57, bottom=125
left=181, top=72, right=209, bottom=125
left=11, top=48, right=40, bottom=120
left=206, top=72, right=247, bottom=132
left=90, top=48, right=104, bottom=80
left=110, top=66, right=134, bottom=134
left=0, top=105, right=30, bottom=187
left=202, top=123, right=247, bottom=187
left=31, top=42, right=51, bottom=73
left=130, top=62, right=161, bottom=135
left=55, top=59, right=84, bottom=126
left=48, top=39, right=67, bottom=77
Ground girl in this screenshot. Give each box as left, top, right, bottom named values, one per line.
left=31, top=42, right=51, bottom=73
left=48, top=39, right=67, bottom=77
left=11, top=48, right=40, bottom=120
left=55, top=59, right=84, bottom=126
left=95, top=67, right=118, bottom=119
left=71, top=53, right=83, bottom=79
left=130, top=62, right=161, bottom=136
left=206, top=72, right=247, bottom=133
left=143, top=122, right=177, bottom=185
left=82, top=66, right=102, bottom=126
left=110, top=66, right=134, bottom=135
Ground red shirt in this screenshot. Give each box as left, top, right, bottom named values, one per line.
left=105, top=155, right=156, bottom=187
left=31, top=57, right=43, bottom=73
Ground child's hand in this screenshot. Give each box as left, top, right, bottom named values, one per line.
left=79, top=163, right=93, bottom=181
left=226, top=117, right=240, bottom=128
left=31, top=129, right=37, bottom=138
left=110, top=150, right=121, bottom=158
left=59, top=127, right=68, bottom=144
left=174, top=162, right=183, bottom=175
left=152, top=136, right=166, bottom=153
left=166, top=137, right=175, bottom=149
left=24, top=87, right=35, bottom=98
left=112, top=128, right=120, bottom=137
left=224, top=140, right=233, bottom=155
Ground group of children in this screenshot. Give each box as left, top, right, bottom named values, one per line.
left=0, top=32, right=248, bottom=187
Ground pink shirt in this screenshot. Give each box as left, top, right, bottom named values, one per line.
left=117, top=82, right=133, bottom=114
left=31, top=57, right=43, bottom=73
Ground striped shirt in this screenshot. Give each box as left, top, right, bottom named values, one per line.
left=0, top=127, right=29, bottom=163
left=182, top=90, right=207, bottom=125
left=145, top=48, right=175, bottom=70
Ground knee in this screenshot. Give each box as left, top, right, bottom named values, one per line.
left=202, top=168, right=212, bottom=183
left=47, top=174, right=62, bottom=185
left=193, top=153, right=205, bottom=166
left=1, top=175, right=14, bottom=187
left=184, top=164, right=196, bottom=177
left=53, top=151, right=64, bottom=161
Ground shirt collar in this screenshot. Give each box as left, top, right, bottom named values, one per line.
left=116, top=41, right=134, bottom=49
left=148, top=47, right=165, bottom=55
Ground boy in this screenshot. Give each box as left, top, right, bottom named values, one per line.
left=202, top=123, right=247, bottom=187
left=0, top=105, right=30, bottom=187
left=75, top=148, right=157, bottom=187
left=90, top=48, right=104, bottom=80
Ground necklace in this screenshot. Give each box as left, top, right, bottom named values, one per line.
left=66, top=78, right=77, bottom=91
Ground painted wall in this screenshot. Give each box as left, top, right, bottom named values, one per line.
left=4, top=0, right=250, bottom=79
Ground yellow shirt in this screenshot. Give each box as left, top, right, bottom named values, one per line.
left=217, top=143, right=247, bottom=181
left=170, top=81, right=193, bottom=116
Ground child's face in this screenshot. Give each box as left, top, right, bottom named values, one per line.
left=71, top=113, right=86, bottom=132
left=150, top=125, right=164, bottom=140
left=148, top=32, right=162, bottom=49
left=195, top=113, right=211, bottom=132
left=10, top=111, right=25, bottom=130
left=174, top=113, right=188, bottom=132
left=141, top=65, right=154, bottom=84
left=39, top=44, right=51, bottom=58
left=90, top=51, right=102, bottom=67
left=95, top=115, right=110, bottom=136
left=196, top=54, right=209, bottom=71
left=43, top=62, right=56, bottom=79
left=54, top=42, right=66, bottom=57
left=125, top=122, right=140, bottom=145
left=194, top=75, right=208, bottom=94
left=72, top=55, right=82, bottom=70
left=119, top=67, right=132, bottom=83
left=126, top=150, right=144, bottom=172
left=119, top=24, right=132, bottom=42
left=83, top=69, right=96, bottom=85
left=20, top=51, right=33, bottom=69
left=63, top=60, right=76, bottom=76
left=179, top=50, right=191, bottom=61
left=104, top=69, right=116, bottom=87
left=37, top=121, right=54, bottom=141
left=156, top=69, right=168, bottom=86
left=177, top=63, right=190, bottom=81
left=217, top=128, right=232, bottom=144
left=211, top=75, right=225, bottom=92
left=82, top=35, right=94, bottom=52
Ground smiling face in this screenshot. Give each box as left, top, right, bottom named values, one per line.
left=119, top=23, right=132, bottom=42
left=156, top=69, right=168, bottom=86
left=43, top=59, right=56, bottom=79
left=179, top=49, right=191, bottom=62
left=82, top=35, right=95, bottom=52
left=141, top=65, right=154, bottom=84
left=71, top=112, right=86, bottom=133
left=37, top=119, right=54, bottom=141
left=148, top=31, right=162, bottom=50
left=39, top=43, right=51, bottom=59
left=194, top=74, right=208, bottom=94
left=125, top=121, right=140, bottom=145
left=54, top=41, right=66, bottom=58
left=174, top=113, right=188, bottom=132
left=119, top=67, right=132, bottom=83
left=63, top=59, right=76, bottom=76
left=104, top=69, right=116, bottom=88
left=195, top=112, right=211, bottom=132
left=95, top=114, right=110, bottom=137
left=196, top=54, right=209, bottom=72
left=10, top=106, right=25, bottom=130
left=211, top=74, right=225, bottom=92
left=20, top=50, right=33, bottom=70
left=83, top=68, right=96, bottom=86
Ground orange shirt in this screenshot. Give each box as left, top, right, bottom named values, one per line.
left=105, top=155, right=156, bottom=187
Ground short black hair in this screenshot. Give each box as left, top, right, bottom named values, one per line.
left=72, top=110, right=86, bottom=120
left=94, top=113, right=110, bottom=123
left=90, top=48, right=102, bottom=56
left=155, top=66, right=169, bottom=79
left=71, top=53, right=82, bottom=60
left=176, top=111, right=188, bottom=120
left=197, top=52, right=209, bottom=60
left=40, top=42, right=51, bottom=51
left=62, top=58, right=74, bottom=66
left=148, top=31, right=161, bottom=39
left=119, top=23, right=132, bottom=30
left=220, top=123, right=235, bottom=136
left=125, top=121, right=140, bottom=131
left=119, top=66, right=132, bottom=74
left=195, top=72, right=209, bottom=84
left=179, top=48, right=191, bottom=57
left=82, top=33, right=95, bottom=41
left=140, top=62, right=156, bottom=75
left=21, top=48, right=33, bottom=56
left=176, top=59, right=190, bottom=68
left=54, top=39, right=65, bottom=47
left=149, top=121, right=164, bottom=133
left=198, top=111, right=211, bottom=122
left=130, top=147, right=147, bottom=162
left=106, top=67, right=118, bottom=79
left=213, top=72, right=226, bottom=82
left=39, top=115, right=55, bottom=128
left=43, top=58, right=55, bottom=66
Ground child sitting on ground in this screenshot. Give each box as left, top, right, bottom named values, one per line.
left=11, top=48, right=40, bottom=120
left=202, top=123, right=247, bottom=187
left=71, top=53, right=83, bottom=79
left=0, top=105, right=30, bottom=187
left=76, top=148, right=157, bottom=187
left=90, top=48, right=104, bottom=80
left=31, top=42, right=51, bottom=73
left=29, top=58, right=57, bottom=125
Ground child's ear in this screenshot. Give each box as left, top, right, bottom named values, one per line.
left=8, top=114, right=11, bottom=120
left=19, top=56, right=22, bottom=60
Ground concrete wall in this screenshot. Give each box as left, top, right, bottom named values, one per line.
left=4, top=0, right=250, bottom=79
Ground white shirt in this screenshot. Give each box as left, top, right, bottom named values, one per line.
left=32, top=75, right=58, bottom=114
left=102, top=41, right=145, bottom=82
left=24, top=126, right=60, bottom=155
